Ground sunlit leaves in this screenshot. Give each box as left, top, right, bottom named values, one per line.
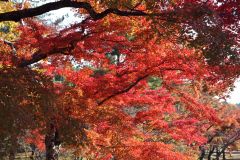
left=0, top=2, right=19, bottom=41
left=0, top=0, right=239, bottom=159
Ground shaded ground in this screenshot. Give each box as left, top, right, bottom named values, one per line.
left=223, top=151, right=240, bottom=160
left=3, top=151, right=240, bottom=159
left=205, top=151, right=240, bottom=160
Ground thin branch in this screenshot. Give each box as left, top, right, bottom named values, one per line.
left=97, top=74, right=148, bottom=105
left=220, top=129, right=240, bottom=152
left=18, top=26, right=89, bottom=67
left=17, top=40, right=78, bottom=67
left=1, top=39, right=19, bottom=65
left=1, top=39, right=16, bottom=54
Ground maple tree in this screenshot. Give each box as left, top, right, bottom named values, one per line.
left=199, top=104, right=240, bottom=160
left=0, top=67, right=55, bottom=159
left=0, top=0, right=239, bottom=160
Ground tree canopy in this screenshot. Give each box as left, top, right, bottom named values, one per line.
left=0, top=0, right=239, bottom=160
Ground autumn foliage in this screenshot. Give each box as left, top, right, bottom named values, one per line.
left=0, top=0, right=239, bottom=160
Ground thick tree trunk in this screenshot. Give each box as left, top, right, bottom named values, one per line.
left=8, top=151, right=15, bottom=160
left=45, top=123, right=60, bottom=160
left=9, top=136, right=17, bottom=160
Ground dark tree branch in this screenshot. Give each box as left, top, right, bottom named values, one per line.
left=0, top=0, right=185, bottom=22
left=1, top=1, right=211, bottom=67
left=17, top=27, right=89, bottom=67
left=18, top=43, right=76, bottom=67
left=213, top=129, right=240, bottom=159
left=1, top=39, right=19, bottom=65
left=97, top=74, right=148, bottom=105
left=2, top=39, right=16, bottom=54
left=0, top=1, right=145, bottom=22
left=220, top=129, right=240, bottom=152
left=18, top=51, right=48, bottom=67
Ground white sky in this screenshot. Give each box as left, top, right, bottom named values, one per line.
left=227, top=80, right=240, bottom=104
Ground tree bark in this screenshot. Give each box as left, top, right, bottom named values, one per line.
left=222, top=149, right=226, bottom=160
left=199, top=145, right=206, bottom=160
left=8, top=135, right=17, bottom=160
left=216, top=147, right=220, bottom=160
left=8, top=151, right=15, bottom=160
left=45, top=123, right=60, bottom=160
left=216, top=148, right=226, bottom=160
left=207, top=146, right=215, bottom=160
left=29, top=143, right=36, bottom=160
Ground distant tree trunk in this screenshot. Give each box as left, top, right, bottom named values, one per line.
left=222, top=149, right=226, bottom=160
left=30, top=151, right=34, bottom=160
left=8, top=151, right=15, bottom=160
left=216, top=148, right=226, bottom=160
left=30, top=143, right=36, bottom=160
left=208, top=146, right=215, bottom=160
left=199, top=145, right=206, bottom=160
left=216, top=148, right=219, bottom=160
left=9, top=136, right=17, bottom=160
left=45, top=123, right=60, bottom=160
left=215, top=147, right=221, bottom=160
